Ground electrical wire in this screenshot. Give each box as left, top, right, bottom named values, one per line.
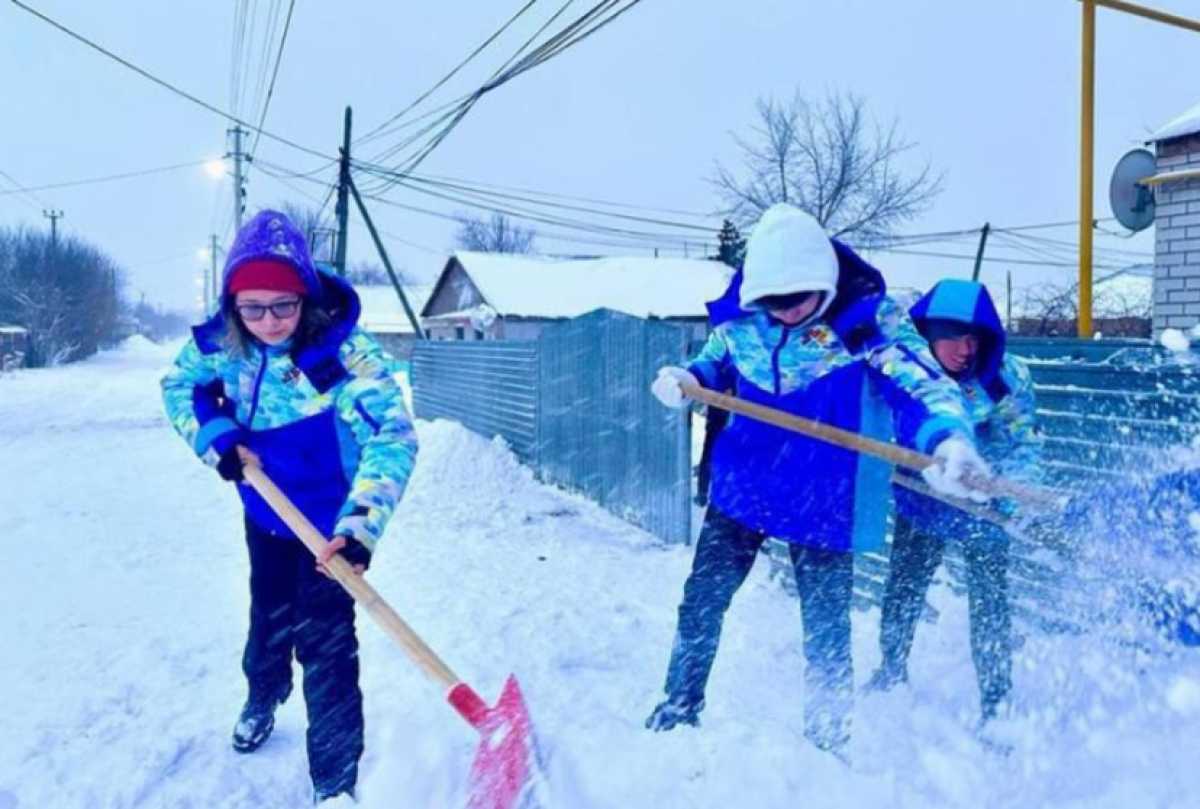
left=9, top=0, right=333, bottom=162
left=354, top=0, right=542, bottom=146
left=249, top=0, right=297, bottom=160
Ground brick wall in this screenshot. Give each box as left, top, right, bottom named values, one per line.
left=1154, top=132, right=1200, bottom=332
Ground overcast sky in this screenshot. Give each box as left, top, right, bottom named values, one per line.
left=3, top=0, right=1199, bottom=314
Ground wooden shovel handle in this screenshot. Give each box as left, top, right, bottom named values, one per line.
left=241, top=463, right=461, bottom=690
left=679, top=382, right=1063, bottom=511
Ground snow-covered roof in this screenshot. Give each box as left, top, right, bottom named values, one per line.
left=437, top=251, right=732, bottom=320
left=356, top=284, right=433, bottom=334
left=1150, top=100, right=1200, bottom=142
left=0, top=325, right=28, bottom=335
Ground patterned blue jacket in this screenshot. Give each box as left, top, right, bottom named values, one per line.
left=895, top=279, right=1042, bottom=525
left=689, top=243, right=972, bottom=551
left=161, top=210, right=418, bottom=551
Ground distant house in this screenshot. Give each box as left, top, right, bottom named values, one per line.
left=0, top=325, right=29, bottom=371
left=355, top=283, right=433, bottom=359
left=420, top=251, right=732, bottom=343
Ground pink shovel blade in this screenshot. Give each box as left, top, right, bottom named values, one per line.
left=447, top=675, right=543, bottom=809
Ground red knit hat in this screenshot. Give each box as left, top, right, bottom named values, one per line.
left=227, top=259, right=308, bottom=296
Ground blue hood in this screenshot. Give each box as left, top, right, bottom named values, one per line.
left=909, top=279, right=1006, bottom=394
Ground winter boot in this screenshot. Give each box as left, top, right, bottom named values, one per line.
left=313, top=788, right=356, bottom=805
left=645, top=696, right=704, bottom=732
left=864, top=663, right=908, bottom=694
left=232, top=682, right=292, bottom=753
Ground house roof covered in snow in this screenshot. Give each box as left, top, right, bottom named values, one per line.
left=1150, top=100, right=1200, bottom=143
left=356, top=284, right=433, bottom=334
left=423, top=251, right=733, bottom=320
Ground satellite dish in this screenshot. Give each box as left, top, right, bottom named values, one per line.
left=1109, top=148, right=1156, bottom=232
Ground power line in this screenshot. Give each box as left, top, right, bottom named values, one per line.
left=0, top=159, right=210, bottom=196
left=249, top=0, right=296, bottom=160
left=354, top=162, right=717, bottom=232
left=366, top=0, right=645, bottom=190
left=874, top=246, right=1129, bottom=270
left=9, top=0, right=332, bottom=162
left=249, top=0, right=284, bottom=119
left=353, top=159, right=715, bottom=220
left=0, top=168, right=49, bottom=211
left=360, top=0, right=579, bottom=158
left=355, top=0, right=542, bottom=146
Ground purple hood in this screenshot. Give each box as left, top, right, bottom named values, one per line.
left=221, top=209, right=323, bottom=305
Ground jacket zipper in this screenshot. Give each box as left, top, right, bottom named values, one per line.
left=246, top=345, right=269, bottom=427
left=771, top=325, right=790, bottom=396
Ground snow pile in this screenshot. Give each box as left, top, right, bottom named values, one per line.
left=1160, top=328, right=1191, bottom=353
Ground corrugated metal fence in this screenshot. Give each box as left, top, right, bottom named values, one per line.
left=411, top=309, right=693, bottom=544
left=411, top=341, right=540, bottom=461
left=903, top=338, right=1196, bottom=633
left=412, top=322, right=1198, bottom=634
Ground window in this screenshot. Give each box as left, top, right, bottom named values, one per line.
left=474, top=329, right=484, bottom=341
left=455, top=326, right=465, bottom=340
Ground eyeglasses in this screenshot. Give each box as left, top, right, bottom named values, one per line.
left=236, top=299, right=301, bottom=321
left=757, top=291, right=819, bottom=311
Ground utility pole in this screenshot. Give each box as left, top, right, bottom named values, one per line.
left=227, top=126, right=249, bottom=231
left=334, top=106, right=353, bottom=276
left=210, top=234, right=221, bottom=313
left=43, top=209, right=63, bottom=246
left=1006, top=270, right=1013, bottom=332
left=1078, top=0, right=1096, bottom=337
left=971, top=222, right=991, bottom=281
left=347, top=174, right=425, bottom=339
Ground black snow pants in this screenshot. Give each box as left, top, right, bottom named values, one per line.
left=878, top=513, right=1012, bottom=718
left=242, top=516, right=364, bottom=796
left=661, top=507, right=854, bottom=748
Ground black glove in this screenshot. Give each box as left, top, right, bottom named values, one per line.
left=216, top=445, right=244, bottom=482
left=338, top=535, right=372, bottom=570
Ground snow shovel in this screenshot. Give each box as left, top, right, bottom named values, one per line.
left=241, top=463, right=545, bottom=809
left=679, top=381, right=1066, bottom=512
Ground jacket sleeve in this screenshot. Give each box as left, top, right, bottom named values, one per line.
left=989, top=355, right=1044, bottom=484
left=331, top=331, right=419, bottom=552
left=160, top=338, right=242, bottom=467
left=866, top=297, right=974, bottom=454
left=686, top=326, right=736, bottom=392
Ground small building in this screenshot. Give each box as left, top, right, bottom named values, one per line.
left=0, top=325, right=29, bottom=371
left=420, top=251, right=732, bottom=343
left=1148, top=101, right=1200, bottom=333
left=356, top=284, right=433, bottom=360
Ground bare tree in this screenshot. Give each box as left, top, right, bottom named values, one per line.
left=346, top=260, right=407, bottom=286
left=278, top=202, right=334, bottom=262
left=713, top=91, right=942, bottom=247
left=0, top=226, right=126, bottom=366
left=455, top=212, right=536, bottom=254
left=1016, top=271, right=1152, bottom=336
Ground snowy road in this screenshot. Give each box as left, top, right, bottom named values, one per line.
left=1, top=338, right=1198, bottom=808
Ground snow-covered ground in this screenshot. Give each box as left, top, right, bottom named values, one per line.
left=1, top=338, right=1198, bottom=809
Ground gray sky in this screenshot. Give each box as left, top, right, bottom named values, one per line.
left=3, top=0, right=1199, bottom=315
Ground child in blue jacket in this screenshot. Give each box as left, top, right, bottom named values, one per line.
left=868, top=279, right=1041, bottom=725
left=161, top=210, right=418, bottom=803
left=647, top=204, right=987, bottom=753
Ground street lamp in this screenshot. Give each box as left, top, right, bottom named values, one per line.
left=204, top=158, right=227, bottom=179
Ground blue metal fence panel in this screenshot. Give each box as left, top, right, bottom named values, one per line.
left=538, top=310, right=693, bottom=545
left=410, top=341, right=539, bottom=462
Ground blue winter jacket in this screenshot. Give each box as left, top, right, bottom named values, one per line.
left=689, top=242, right=973, bottom=552
left=894, top=279, right=1042, bottom=525
left=161, top=210, right=418, bottom=551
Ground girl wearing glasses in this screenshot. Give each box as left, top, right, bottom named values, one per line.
left=161, top=209, right=418, bottom=804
